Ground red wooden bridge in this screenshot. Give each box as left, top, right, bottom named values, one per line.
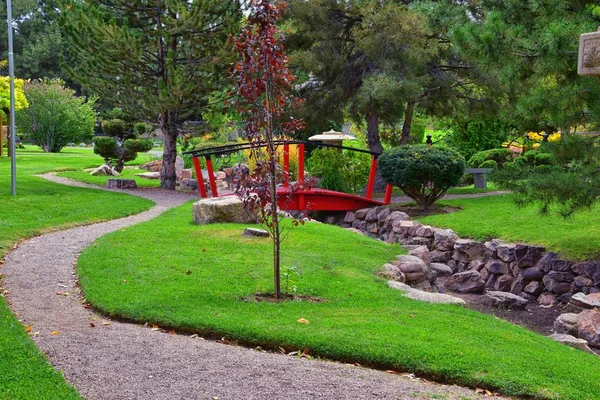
left=183, top=141, right=393, bottom=212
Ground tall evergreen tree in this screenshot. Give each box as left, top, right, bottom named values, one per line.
left=54, top=0, right=241, bottom=189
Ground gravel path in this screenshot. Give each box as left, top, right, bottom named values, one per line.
left=2, top=175, right=505, bottom=400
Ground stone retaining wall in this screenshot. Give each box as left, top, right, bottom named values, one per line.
left=341, top=206, right=600, bottom=304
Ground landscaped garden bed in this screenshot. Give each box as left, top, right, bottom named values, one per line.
left=76, top=202, right=600, bottom=400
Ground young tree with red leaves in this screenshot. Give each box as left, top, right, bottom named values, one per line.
left=232, top=0, right=304, bottom=299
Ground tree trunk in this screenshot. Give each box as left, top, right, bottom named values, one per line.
left=399, top=101, right=415, bottom=145
left=366, top=111, right=383, bottom=154
left=160, top=115, right=178, bottom=190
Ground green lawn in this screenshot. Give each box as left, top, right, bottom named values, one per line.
left=390, top=183, right=499, bottom=198
left=0, top=147, right=154, bottom=399
left=57, top=167, right=161, bottom=188
left=418, top=194, right=600, bottom=261
left=78, top=204, right=600, bottom=400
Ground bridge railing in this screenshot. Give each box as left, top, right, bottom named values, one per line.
left=182, top=140, right=393, bottom=205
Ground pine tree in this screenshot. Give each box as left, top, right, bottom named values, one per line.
left=54, top=0, right=241, bottom=189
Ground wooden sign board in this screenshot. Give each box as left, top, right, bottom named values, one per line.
left=579, top=28, right=600, bottom=76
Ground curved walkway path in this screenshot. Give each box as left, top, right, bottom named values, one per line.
left=2, top=175, right=505, bottom=400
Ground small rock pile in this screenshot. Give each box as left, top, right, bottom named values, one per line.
left=549, top=292, right=600, bottom=355
left=341, top=206, right=600, bottom=305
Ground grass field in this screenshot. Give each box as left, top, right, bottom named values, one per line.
left=418, top=194, right=600, bottom=261
left=0, top=147, right=153, bottom=399
left=77, top=203, right=600, bottom=400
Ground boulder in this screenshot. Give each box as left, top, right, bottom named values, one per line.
left=408, top=246, right=430, bottom=264
left=538, top=292, right=557, bottom=307
left=444, top=270, right=485, bottom=293
left=193, top=197, right=257, bottom=225
left=574, top=276, right=594, bottom=288
left=494, top=275, right=514, bottom=292
left=496, top=243, right=516, bottom=262
left=354, top=208, right=370, bottom=220
left=433, top=229, right=458, bottom=251
left=352, top=219, right=368, bottom=231
left=485, top=274, right=497, bottom=290
left=550, top=259, right=573, bottom=272
left=548, top=334, right=597, bottom=355
left=139, top=160, right=162, bottom=172
left=577, top=309, right=600, bottom=348
left=393, top=221, right=420, bottom=235
left=453, top=239, right=486, bottom=261
left=514, top=244, right=545, bottom=268
left=377, top=208, right=391, bottom=227
left=404, top=272, right=426, bottom=283
left=548, top=270, right=575, bottom=283
left=343, top=212, right=356, bottom=224
left=365, top=206, right=382, bottom=222
left=106, top=179, right=136, bottom=189
left=179, top=178, right=199, bottom=192
left=485, top=291, right=528, bottom=309
left=570, top=292, right=600, bottom=309
left=415, top=225, right=434, bottom=238
left=90, top=164, right=119, bottom=176
left=484, top=239, right=502, bottom=258
left=175, top=156, right=185, bottom=179
left=543, top=275, right=572, bottom=295
left=554, top=313, right=580, bottom=336
left=510, top=275, right=525, bottom=295
left=242, top=228, right=269, bottom=237
left=380, top=263, right=406, bottom=282
left=429, top=250, right=452, bottom=263
left=384, top=211, right=409, bottom=231
left=411, top=279, right=432, bottom=292
left=523, top=281, right=544, bottom=296
left=469, top=260, right=486, bottom=271
left=430, top=263, right=453, bottom=277
left=536, top=251, right=559, bottom=273
left=522, top=267, right=544, bottom=282
left=486, top=260, right=509, bottom=275
left=387, top=281, right=466, bottom=305
left=136, top=171, right=160, bottom=179
left=404, top=236, right=432, bottom=247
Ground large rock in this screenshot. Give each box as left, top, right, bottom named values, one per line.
left=106, top=178, right=136, bottom=189
left=453, top=239, right=486, bottom=261
left=485, top=291, right=528, bottom=309
left=484, top=239, right=502, bottom=258
left=570, top=292, right=600, bottom=309
left=380, top=263, right=406, bottom=283
left=377, top=208, right=391, bottom=227
left=496, top=243, right=516, bottom=262
left=433, top=229, right=458, bottom=251
left=554, top=313, right=580, bottom=336
left=354, top=208, right=370, bottom=220
left=522, top=267, right=544, bottom=282
left=393, top=221, right=421, bottom=236
left=343, top=211, right=356, bottom=224
left=387, top=281, right=466, bottom=305
left=180, top=178, right=199, bottom=192
left=175, top=156, right=185, bottom=180
left=548, top=334, right=597, bottom=355
left=408, top=246, right=430, bottom=264
left=139, top=160, right=162, bottom=172
left=486, top=260, right=509, bottom=275
left=536, top=251, right=559, bottom=273
left=430, top=263, right=453, bottom=277
left=514, top=244, right=545, bottom=267
left=136, top=171, right=160, bottom=179
left=429, top=250, right=452, bottom=263
left=444, top=270, right=485, bottom=293
left=494, top=275, right=514, bottom=292
left=193, top=197, right=256, bottom=224
left=577, top=309, right=600, bottom=348
left=538, top=292, right=557, bottom=307
left=384, top=211, right=409, bottom=231
left=365, top=206, right=382, bottom=222
left=90, top=164, right=119, bottom=176
left=550, top=259, right=573, bottom=272
left=523, top=281, right=544, bottom=296
left=548, top=270, right=575, bottom=283
left=415, top=225, right=434, bottom=238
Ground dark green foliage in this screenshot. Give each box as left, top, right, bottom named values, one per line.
left=379, top=145, right=465, bottom=210
left=93, top=119, right=152, bottom=172
left=133, top=122, right=150, bottom=137
left=446, top=119, right=513, bottom=160
left=492, top=136, right=600, bottom=217
left=306, top=148, right=370, bottom=193
left=101, top=119, right=127, bottom=138
left=467, top=148, right=513, bottom=168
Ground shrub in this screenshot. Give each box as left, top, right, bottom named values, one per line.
left=16, top=78, right=97, bottom=152
left=446, top=118, right=513, bottom=160
left=467, top=148, right=514, bottom=168
left=479, top=160, right=498, bottom=169
left=306, top=148, right=371, bottom=193
left=93, top=118, right=152, bottom=172
left=379, top=145, right=465, bottom=211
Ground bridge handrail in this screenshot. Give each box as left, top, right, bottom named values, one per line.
left=182, top=140, right=381, bottom=158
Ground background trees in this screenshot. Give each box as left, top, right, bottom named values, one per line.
left=55, top=0, right=241, bottom=189
left=16, top=79, right=96, bottom=153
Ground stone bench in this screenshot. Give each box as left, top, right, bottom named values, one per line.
left=464, top=168, right=493, bottom=189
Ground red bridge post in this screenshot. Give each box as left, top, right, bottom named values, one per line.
left=298, top=143, right=306, bottom=210
left=205, top=156, right=218, bottom=198
left=192, top=156, right=207, bottom=198
left=283, top=143, right=290, bottom=188
left=366, top=156, right=377, bottom=200
left=384, top=184, right=393, bottom=205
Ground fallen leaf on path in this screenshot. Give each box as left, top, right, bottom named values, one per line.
left=151, top=325, right=160, bottom=331
left=51, top=331, right=59, bottom=336
left=279, top=347, right=287, bottom=354
left=89, top=323, right=96, bottom=328
left=25, top=325, right=32, bottom=333
left=297, top=318, right=310, bottom=324
left=102, top=321, right=110, bottom=326
left=301, top=348, right=311, bottom=357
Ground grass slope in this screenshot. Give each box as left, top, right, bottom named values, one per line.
left=418, top=194, right=600, bottom=261
left=0, top=147, right=154, bottom=399
left=78, top=203, right=600, bottom=400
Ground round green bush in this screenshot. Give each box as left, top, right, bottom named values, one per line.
left=101, top=119, right=127, bottom=137
left=479, top=159, right=498, bottom=169
left=379, top=145, right=465, bottom=210
left=467, top=148, right=513, bottom=168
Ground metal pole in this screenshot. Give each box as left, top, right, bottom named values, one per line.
left=7, top=0, right=16, bottom=195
